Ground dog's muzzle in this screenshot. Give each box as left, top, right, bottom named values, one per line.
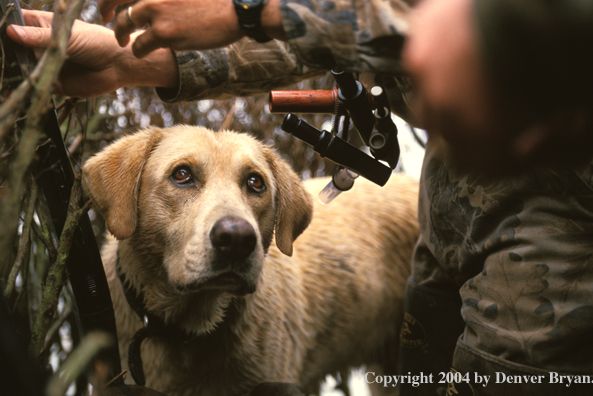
left=177, top=215, right=259, bottom=296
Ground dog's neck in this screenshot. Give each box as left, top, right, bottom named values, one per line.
left=114, top=247, right=239, bottom=386
left=116, top=250, right=185, bottom=336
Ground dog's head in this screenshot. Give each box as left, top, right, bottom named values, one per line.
left=83, top=126, right=313, bottom=306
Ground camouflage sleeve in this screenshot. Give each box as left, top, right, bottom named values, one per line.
left=156, top=38, right=326, bottom=102
left=280, top=0, right=415, bottom=74
left=157, top=0, right=415, bottom=102
left=417, top=140, right=593, bottom=380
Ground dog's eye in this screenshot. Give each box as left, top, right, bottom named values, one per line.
left=172, top=166, right=193, bottom=185
left=247, top=174, right=265, bottom=193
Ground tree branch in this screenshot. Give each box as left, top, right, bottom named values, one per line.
left=4, top=177, right=38, bottom=299
left=28, top=172, right=91, bottom=362
left=0, top=0, right=85, bottom=283
left=45, top=331, right=114, bottom=396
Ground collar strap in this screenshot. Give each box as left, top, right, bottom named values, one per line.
left=115, top=249, right=190, bottom=386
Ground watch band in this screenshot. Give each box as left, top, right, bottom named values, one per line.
left=233, top=0, right=272, bottom=43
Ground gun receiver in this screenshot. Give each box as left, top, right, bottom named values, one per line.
left=331, top=70, right=376, bottom=146
left=270, top=71, right=402, bottom=202
left=369, top=86, right=400, bottom=169
left=281, top=114, right=391, bottom=186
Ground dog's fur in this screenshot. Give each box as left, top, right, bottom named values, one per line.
left=83, top=125, right=419, bottom=396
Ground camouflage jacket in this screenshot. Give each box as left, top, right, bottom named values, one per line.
left=415, top=141, right=593, bottom=383
left=157, top=0, right=416, bottom=104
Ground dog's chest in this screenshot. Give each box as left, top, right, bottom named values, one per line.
left=139, top=335, right=269, bottom=396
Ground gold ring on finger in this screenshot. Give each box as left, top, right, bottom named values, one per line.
left=126, top=6, right=138, bottom=28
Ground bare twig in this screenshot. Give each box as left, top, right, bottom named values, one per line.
left=104, top=369, right=128, bottom=388
left=219, top=98, right=237, bottom=131
left=42, top=303, right=73, bottom=357
left=0, top=4, right=15, bottom=94
left=67, top=133, right=83, bottom=154
left=31, top=205, right=58, bottom=264
left=0, top=76, right=33, bottom=141
left=10, top=244, right=30, bottom=313
left=57, top=96, right=78, bottom=126
left=55, top=96, right=77, bottom=112
left=80, top=129, right=118, bottom=142
left=4, top=178, right=38, bottom=299
left=0, top=136, right=19, bottom=160
left=45, top=331, right=114, bottom=396
left=28, top=172, right=91, bottom=362
left=0, top=0, right=85, bottom=281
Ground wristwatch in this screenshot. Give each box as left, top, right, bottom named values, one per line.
left=233, top=0, right=272, bottom=43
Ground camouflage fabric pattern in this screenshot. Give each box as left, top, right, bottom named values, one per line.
left=413, top=141, right=593, bottom=393
left=158, top=0, right=416, bottom=103
left=156, top=39, right=325, bottom=102
left=280, top=0, right=415, bottom=73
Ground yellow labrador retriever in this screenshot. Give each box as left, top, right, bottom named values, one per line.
left=83, top=125, right=419, bottom=396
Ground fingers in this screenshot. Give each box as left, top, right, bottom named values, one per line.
left=113, top=4, right=150, bottom=47
left=113, top=7, right=135, bottom=47
left=131, top=28, right=163, bottom=58
left=6, top=25, right=52, bottom=48
left=8, top=10, right=58, bottom=48
left=21, top=9, right=54, bottom=28
left=98, top=0, right=132, bottom=23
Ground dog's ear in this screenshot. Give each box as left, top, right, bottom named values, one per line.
left=264, top=148, right=314, bottom=256
left=82, top=127, right=164, bottom=240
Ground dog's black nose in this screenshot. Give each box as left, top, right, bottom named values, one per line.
left=210, top=216, right=257, bottom=259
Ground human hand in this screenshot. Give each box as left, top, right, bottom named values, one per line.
left=6, top=10, right=178, bottom=98
left=98, top=0, right=284, bottom=58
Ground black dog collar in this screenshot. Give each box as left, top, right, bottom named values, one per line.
left=115, top=250, right=190, bottom=385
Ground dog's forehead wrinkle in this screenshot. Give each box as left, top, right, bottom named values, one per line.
left=147, top=129, right=218, bottom=176
left=219, top=136, right=272, bottom=176
left=155, top=129, right=273, bottom=189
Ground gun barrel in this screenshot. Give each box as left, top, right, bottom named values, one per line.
left=269, top=89, right=338, bottom=114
